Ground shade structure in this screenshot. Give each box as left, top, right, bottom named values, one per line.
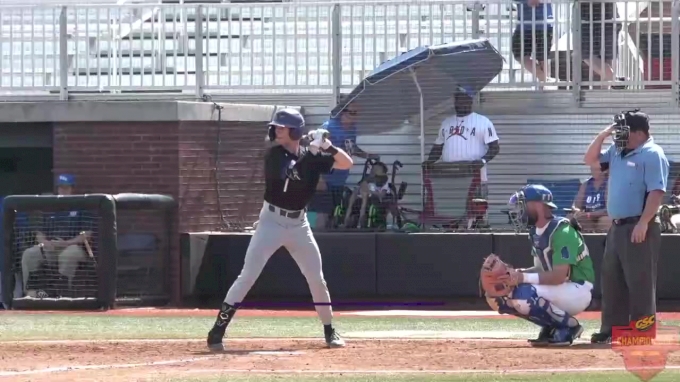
left=331, top=38, right=505, bottom=137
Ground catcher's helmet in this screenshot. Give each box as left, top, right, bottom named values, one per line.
left=507, top=184, right=556, bottom=231
left=268, top=108, right=305, bottom=142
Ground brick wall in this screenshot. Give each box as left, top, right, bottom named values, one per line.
left=178, top=120, right=266, bottom=232
left=54, top=120, right=268, bottom=304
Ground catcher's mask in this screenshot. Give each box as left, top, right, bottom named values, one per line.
left=507, top=191, right=530, bottom=231
left=507, top=185, right=557, bottom=231
left=611, top=110, right=637, bottom=151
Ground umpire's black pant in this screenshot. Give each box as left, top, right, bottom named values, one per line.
left=600, top=218, right=660, bottom=332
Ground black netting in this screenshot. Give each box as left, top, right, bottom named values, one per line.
left=114, top=209, right=170, bottom=306
left=11, top=209, right=99, bottom=302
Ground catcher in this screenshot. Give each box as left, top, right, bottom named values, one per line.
left=481, top=184, right=595, bottom=346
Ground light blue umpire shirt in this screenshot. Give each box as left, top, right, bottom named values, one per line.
left=599, top=138, right=669, bottom=220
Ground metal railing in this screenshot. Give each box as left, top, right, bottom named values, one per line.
left=0, top=0, right=677, bottom=100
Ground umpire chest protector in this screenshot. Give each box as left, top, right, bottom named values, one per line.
left=528, top=218, right=570, bottom=271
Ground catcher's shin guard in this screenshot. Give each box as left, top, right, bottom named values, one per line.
left=509, top=284, right=580, bottom=330
left=487, top=295, right=550, bottom=329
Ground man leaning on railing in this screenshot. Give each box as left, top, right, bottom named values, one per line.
left=512, top=0, right=558, bottom=88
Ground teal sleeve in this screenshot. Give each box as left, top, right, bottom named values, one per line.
left=550, top=225, right=580, bottom=266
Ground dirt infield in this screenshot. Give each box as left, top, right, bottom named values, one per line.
left=4, top=309, right=680, bottom=381
left=2, top=338, right=677, bottom=381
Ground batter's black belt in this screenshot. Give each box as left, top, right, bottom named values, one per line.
left=268, top=203, right=304, bottom=219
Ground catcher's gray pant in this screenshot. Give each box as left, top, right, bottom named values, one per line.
left=224, top=202, right=334, bottom=325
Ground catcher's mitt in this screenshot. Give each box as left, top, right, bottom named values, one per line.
left=480, top=254, right=515, bottom=297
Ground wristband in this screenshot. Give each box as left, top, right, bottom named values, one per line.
left=325, top=145, right=338, bottom=155
left=522, top=273, right=540, bottom=284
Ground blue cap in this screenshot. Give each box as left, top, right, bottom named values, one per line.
left=514, top=184, right=557, bottom=209
left=57, top=174, right=75, bottom=186
left=269, top=108, right=305, bottom=130
left=456, top=85, right=476, bottom=98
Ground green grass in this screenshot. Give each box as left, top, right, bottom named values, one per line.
left=2, top=314, right=680, bottom=341
left=0, top=315, right=612, bottom=341
left=157, top=371, right=680, bottom=382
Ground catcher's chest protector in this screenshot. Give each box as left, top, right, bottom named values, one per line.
left=529, top=218, right=569, bottom=270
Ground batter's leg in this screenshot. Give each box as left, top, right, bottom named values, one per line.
left=207, top=217, right=285, bottom=351
left=621, top=222, right=660, bottom=325
left=285, top=219, right=345, bottom=348
left=597, top=225, right=629, bottom=342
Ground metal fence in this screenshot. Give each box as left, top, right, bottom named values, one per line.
left=0, top=0, right=678, bottom=99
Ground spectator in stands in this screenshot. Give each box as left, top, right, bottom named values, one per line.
left=19, top=174, right=93, bottom=297
left=569, top=166, right=611, bottom=231
left=423, top=88, right=500, bottom=229
left=309, top=101, right=379, bottom=230
left=580, top=0, right=623, bottom=88
left=512, top=0, right=557, bottom=87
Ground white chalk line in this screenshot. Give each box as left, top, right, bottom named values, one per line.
left=0, top=355, right=223, bottom=377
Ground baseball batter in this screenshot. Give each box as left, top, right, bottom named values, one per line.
left=424, top=88, right=500, bottom=225
left=206, top=108, right=353, bottom=351
left=486, top=185, right=595, bottom=346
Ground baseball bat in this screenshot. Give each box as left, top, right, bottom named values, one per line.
left=81, top=231, right=97, bottom=266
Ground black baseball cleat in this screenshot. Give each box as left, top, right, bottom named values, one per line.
left=324, top=326, right=346, bottom=348
left=206, top=302, right=238, bottom=351
left=547, top=325, right=584, bottom=346
left=528, top=326, right=554, bottom=347
left=207, top=326, right=226, bottom=352
left=591, top=331, right=612, bottom=344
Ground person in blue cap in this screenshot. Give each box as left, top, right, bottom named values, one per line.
left=18, top=174, right=94, bottom=298
left=486, top=184, right=595, bottom=346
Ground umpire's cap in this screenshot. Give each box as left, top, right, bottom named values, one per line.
left=269, top=108, right=305, bottom=130
left=624, top=110, right=650, bottom=134
left=518, top=184, right=557, bottom=209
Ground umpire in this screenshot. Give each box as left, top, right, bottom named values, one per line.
left=583, top=109, right=669, bottom=344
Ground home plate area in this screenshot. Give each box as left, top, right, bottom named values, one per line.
left=3, top=336, right=679, bottom=381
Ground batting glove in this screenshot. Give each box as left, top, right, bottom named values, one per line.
left=308, top=129, right=331, bottom=153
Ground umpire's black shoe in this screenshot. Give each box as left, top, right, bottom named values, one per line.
left=528, top=326, right=554, bottom=347
left=591, top=331, right=612, bottom=344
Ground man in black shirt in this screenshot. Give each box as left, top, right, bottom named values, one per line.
left=207, top=108, right=353, bottom=351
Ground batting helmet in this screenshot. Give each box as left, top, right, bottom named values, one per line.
left=268, top=108, right=306, bottom=142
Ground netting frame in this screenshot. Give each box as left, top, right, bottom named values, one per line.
left=112, top=193, right=176, bottom=307
left=2, top=194, right=117, bottom=310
